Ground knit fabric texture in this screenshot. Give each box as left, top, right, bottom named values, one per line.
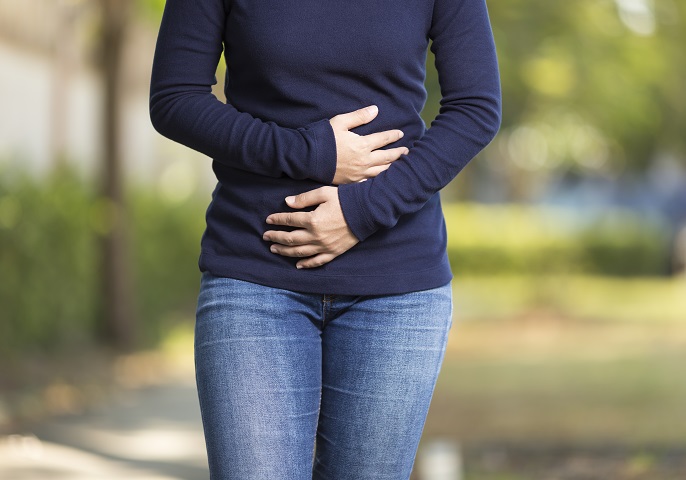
left=150, top=0, right=502, bottom=295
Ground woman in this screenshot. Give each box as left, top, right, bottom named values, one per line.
left=150, top=0, right=501, bottom=478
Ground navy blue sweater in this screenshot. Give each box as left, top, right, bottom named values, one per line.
left=150, top=0, right=501, bottom=295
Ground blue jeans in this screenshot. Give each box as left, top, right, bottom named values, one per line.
left=194, top=271, right=453, bottom=479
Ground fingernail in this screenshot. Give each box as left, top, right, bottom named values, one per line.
left=398, top=131, right=404, bottom=138
left=367, top=105, right=378, bottom=115
left=285, top=196, right=295, bottom=205
left=266, top=217, right=273, bottom=224
left=296, top=264, right=303, bottom=269
left=270, top=245, right=277, bottom=253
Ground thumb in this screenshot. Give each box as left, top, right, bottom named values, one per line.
left=333, top=105, right=378, bottom=131
left=285, top=187, right=329, bottom=209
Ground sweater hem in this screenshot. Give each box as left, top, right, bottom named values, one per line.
left=198, top=251, right=453, bottom=295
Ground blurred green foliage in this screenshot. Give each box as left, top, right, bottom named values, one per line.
left=486, top=0, right=686, bottom=171
left=0, top=164, right=205, bottom=357
left=135, top=0, right=166, bottom=22
left=0, top=164, right=672, bottom=357
left=444, top=203, right=670, bottom=276
left=0, top=167, right=97, bottom=354
left=128, top=180, right=206, bottom=344
left=424, top=0, right=686, bottom=205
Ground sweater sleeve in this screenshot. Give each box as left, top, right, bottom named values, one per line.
left=336, top=0, right=502, bottom=241
left=149, top=0, right=337, bottom=183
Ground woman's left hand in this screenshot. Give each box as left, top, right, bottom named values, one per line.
left=263, top=186, right=360, bottom=269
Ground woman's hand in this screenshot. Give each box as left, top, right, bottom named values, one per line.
left=330, top=105, right=409, bottom=184
left=263, top=186, right=359, bottom=269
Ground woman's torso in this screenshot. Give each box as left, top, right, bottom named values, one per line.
left=199, top=0, right=453, bottom=294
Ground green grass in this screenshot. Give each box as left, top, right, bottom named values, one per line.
left=416, top=275, right=686, bottom=477
left=450, top=274, right=686, bottom=323
left=429, top=348, right=686, bottom=445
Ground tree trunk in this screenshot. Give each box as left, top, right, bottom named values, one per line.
left=50, top=2, right=69, bottom=168
left=97, top=0, right=136, bottom=350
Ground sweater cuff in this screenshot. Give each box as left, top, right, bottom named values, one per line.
left=302, top=118, right=337, bottom=184
left=337, top=181, right=379, bottom=242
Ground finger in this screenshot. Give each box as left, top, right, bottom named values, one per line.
left=269, top=243, right=323, bottom=258
left=266, top=211, right=311, bottom=228
left=331, top=105, right=378, bottom=130
left=263, top=228, right=314, bottom=246
left=362, top=129, right=405, bottom=151
left=361, top=164, right=391, bottom=179
left=285, top=187, right=330, bottom=209
left=296, top=253, right=337, bottom=269
left=368, top=146, right=410, bottom=166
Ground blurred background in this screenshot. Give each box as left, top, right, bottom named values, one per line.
left=1, top=0, right=685, bottom=478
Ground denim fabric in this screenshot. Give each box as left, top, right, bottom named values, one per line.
left=194, top=271, right=454, bottom=479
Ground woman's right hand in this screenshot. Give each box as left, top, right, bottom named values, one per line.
left=329, top=105, right=409, bottom=185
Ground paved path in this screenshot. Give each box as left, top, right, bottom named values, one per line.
left=0, top=356, right=461, bottom=480
left=0, top=375, right=209, bottom=480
